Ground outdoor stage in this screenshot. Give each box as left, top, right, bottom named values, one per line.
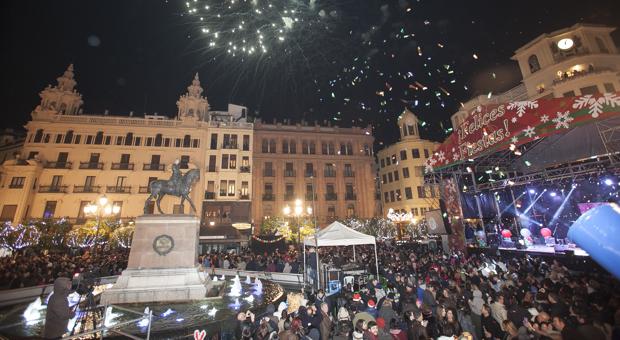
left=497, top=244, right=589, bottom=257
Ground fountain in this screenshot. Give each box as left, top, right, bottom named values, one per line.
left=22, top=298, right=44, bottom=326
left=245, top=276, right=252, bottom=284
left=137, top=307, right=151, bottom=328
left=253, top=277, right=263, bottom=295
left=104, top=306, right=121, bottom=328
left=228, top=275, right=243, bottom=297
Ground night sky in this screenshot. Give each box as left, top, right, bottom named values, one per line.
left=1, top=0, right=619, bottom=147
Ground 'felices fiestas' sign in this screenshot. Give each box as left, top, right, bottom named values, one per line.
left=426, top=92, right=620, bottom=172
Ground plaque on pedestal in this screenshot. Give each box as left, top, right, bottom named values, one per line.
left=101, top=215, right=207, bottom=304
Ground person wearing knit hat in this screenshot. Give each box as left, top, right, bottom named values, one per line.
left=351, top=293, right=364, bottom=313
left=366, top=299, right=379, bottom=318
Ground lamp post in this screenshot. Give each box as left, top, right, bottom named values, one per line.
left=283, top=199, right=313, bottom=247
left=387, top=208, right=414, bottom=240
left=83, top=195, right=120, bottom=256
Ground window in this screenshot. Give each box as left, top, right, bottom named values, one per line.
left=208, top=155, right=216, bottom=172
left=528, top=54, right=541, bottom=73
left=43, top=201, right=57, bottom=218
left=241, top=156, right=250, bottom=167
left=134, top=136, right=141, bottom=146
left=282, top=140, right=289, bottom=154
left=243, top=135, right=250, bottom=151
left=183, top=135, right=191, bottom=148
left=180, top=155, right=189, bottom=169
left=125, top=133, right=133, bottom=146
left=175, top=138, right=181, bottom=148
left=595, top=37, right=609, bottom=53
left=417, top=186, right=425, bottom=198
left=345, top=184, right=355, bottom=200
left=384, top=192, right=389, bottom=203
left=120, top=153, right=130, bottom=165
left=62, top=130, right=73, bottom=144
left=301, top=141, right=316, bottom=154
left=220, top=180, right=227, bottom=196
left=51, top=175, right=63, bottom=188
left=412, top=207, right=419, bottom=216
left=192, top=139, right=199, bottom=148
left=394, top=170, right=399, bottom=181
left=405, top=187, right=413, bottom=199
left=94, top=131, right=104, bottom=145
left=269, top=139, right=276, bottom=153
left=289, top=140, right=296, bottom=154
left=305, top=163, right=314, bottom=177
left=285, top=183, right=294, bottom=199
left=380, top=159, right=385, bottom=168
left=339, top=143, right=352, bottom=155
left=364, top=144, right=371, bottom=156
left=400, top=150, right=407, bottom=160
left=55, top=134, right=62, bottom=143
left=77, top=201, right=89, bottom=222
left=104, top=136, right=111, bottom=145
left=412, top=149, right=420, bottom=158
left=34, top=129, right=44, bottom=143
left=56, top=152, right=68, bottom=165
left=211, top=134, right=218, bottom=149
left=221, top=154, right=229, bottom=169
left=395, top=189, right=402, bottom=201
left=116, top=136, right=123, bottom=145
left=326, top=184, right=335, bottom=194
left=264, top=183, right=273, bottom=194
left=228, top=181, right=236, bottom=196
left=563, top=91, right=576, bottom=97
left=604, top=83, right=616, bottom=93
left=285, top=162, right=294, bottom=177
left=10, top=177, right=25, bottom=188
left=322, top=142, right=335, bottom=155
left=241, top=181, right=249, bottom=197
left=0, top=205, right=17, bottom=222
left=154, top=134, right=163, bottom=147
left=403, top=167, right=410, bottom=178
left=115, top=176, right=127, bottom=188
left=386, top=157, right=391, bottom=166
left=344, top=164, right=353, bottom=177
left=346, top=205, right=355, bottom=217
left=580, top=85, right=599, bottom=95
left=382, top=174, right=387, bottom=184
left=327, top=206, right=336, bottom=219
left=166, top=138, right=172, bottom=147
left=84, top=176, right=96, bottom=188
left=28, top=151, right=39, bottom=159
left=229, top=155, right=237, bottom=169
left=423, top=149, right=429, bottom=158
left=387, top=172, right=393, bottom=183
left=145, top=137, right=152, bottom=146
left=389, top=191, right=395, bottom=202
left=151, top=155, right=161, bottom=165
left=324, top=163, right=336, bottom=177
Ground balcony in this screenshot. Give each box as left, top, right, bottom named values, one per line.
left=324, top=170, right=336, bottom=177
left=240, top=166, right=251, bottom=173
left=304, top=171, right=316, bottom=178
left=325, top=193, right=337, bottom=201
left=8, top=184, right=24, bottom=189
left=345, top=193, right=357, bottom=201
left=263, top=169, right=275, bottom=177
left=552, top=66, right=611, bottom=86
left=240, top=194, right=250, bottom=200
left=221, top=143, right=238, bottom=149
left=305, top=193, right=318, bottom=201
left=73, top=185, right=101, bottom=193
left=143, top=163, right=165, bottom=171
left=106, top=186, right=132, bottom=194
left=44, top=161, right=72, bottom=169
left=262, top=193, right=275, bottom=201
left=344, top=171, right=355, bottom=177
left=39, top=185, right=68, bottom=193
left=205, top=192, right=215, bottom=199
left=111, top=163, right=135, bottom=170
left=284, top=194, right=295, bottom=201
left=139, top=186, right=150, bottom=194
left=79, top=162, right=103, bottom=170
left=284, top=170, right=296, bottom=177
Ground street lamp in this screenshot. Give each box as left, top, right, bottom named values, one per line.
left=283, top=199, right=313, bottom=247
left=83, top=194, right=121, bottom=255
left=387, top=208, right=414, bottom=240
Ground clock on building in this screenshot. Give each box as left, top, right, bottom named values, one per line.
left=557, top=38, right=574, bottom=50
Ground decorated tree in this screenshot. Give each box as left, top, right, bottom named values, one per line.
left=109, top=225, right=135, bottom=249
left=31, top=218, right=72, bottom=250
left=259, top=216, right=286, bottom=236
left=0, top=222, right=40, bottom=252
left=341, top=217, right=397, bottom=238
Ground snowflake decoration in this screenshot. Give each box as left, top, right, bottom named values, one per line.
left=552, top=111, right=574, bottom=129
left=452, top=153, right=460, bottom=162
left=511, top=117, right=518, bottom=123
left=511, top=136, right=518, bottom=144
left=523, top=126, right=536, bottom=138
left=572, top=93, right=620, bottom=118
left=540, top=114, right=549, bottom=123
left=508, top=100, right=539, bottom=117
left=424, top=158, right=436, bottom=173
left=451, top=147, right=456, bottom=153
left=437, top=151, right=446, bottom=162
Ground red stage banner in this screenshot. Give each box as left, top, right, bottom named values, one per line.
left=427, top=92, right=620, bottom=172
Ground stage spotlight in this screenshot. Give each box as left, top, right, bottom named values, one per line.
left=529, top=189, right=536, bottom=194
left=604, top=178, right=614, bottom=186
left=466, top=167, right=472, bottom=173
left=507, top=180, right=515, bottom=186
left=550, top=192, right=557, bottom=197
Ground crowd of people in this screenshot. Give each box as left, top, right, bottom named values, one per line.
left=200, top=248, right=304, bottom=274
left=235, top=242, right=620, bottom=340
left=0, top=249, right=128, bottom=290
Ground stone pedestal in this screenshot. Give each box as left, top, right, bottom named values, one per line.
left=101, top=215, right=207, bottom=305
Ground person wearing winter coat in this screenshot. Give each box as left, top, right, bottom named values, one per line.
left=44, top=277, right=75, bottom=339
left=468, top=286, right=484, bottom=339
left=319, top=303, right=332, bottom=340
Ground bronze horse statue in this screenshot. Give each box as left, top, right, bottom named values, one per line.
left=144, top=168, right=200, bottom=214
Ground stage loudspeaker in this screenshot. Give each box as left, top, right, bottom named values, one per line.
left=425, top=199, right=452, bottom=235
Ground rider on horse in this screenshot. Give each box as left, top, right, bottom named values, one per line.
left=169, top=159, right=182, bottom=192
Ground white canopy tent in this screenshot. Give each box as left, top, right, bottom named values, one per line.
left=302, top=221, right=379, bottom=290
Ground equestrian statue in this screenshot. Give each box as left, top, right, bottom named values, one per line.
left=143, top=160, right=200, bottom=215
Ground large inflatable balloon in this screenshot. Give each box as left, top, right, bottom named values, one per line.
left=540, top=228, right=552, bottom=238
left=501, top=229, right=512, bottom=238
left=568, top=203, right=620, bottom=280
left=520, top=228, right=532, bottom=238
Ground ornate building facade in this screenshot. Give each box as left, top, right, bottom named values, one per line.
left=251, top=120, right=376, bottom=229
left=0, top=65, right=253, bottom=252
left=451, top=24, right=620, bottom=129
left=377, top=110, right=440, bottom=219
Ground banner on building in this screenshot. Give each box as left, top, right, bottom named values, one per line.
left=427, top=92, right=620, bottom=171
